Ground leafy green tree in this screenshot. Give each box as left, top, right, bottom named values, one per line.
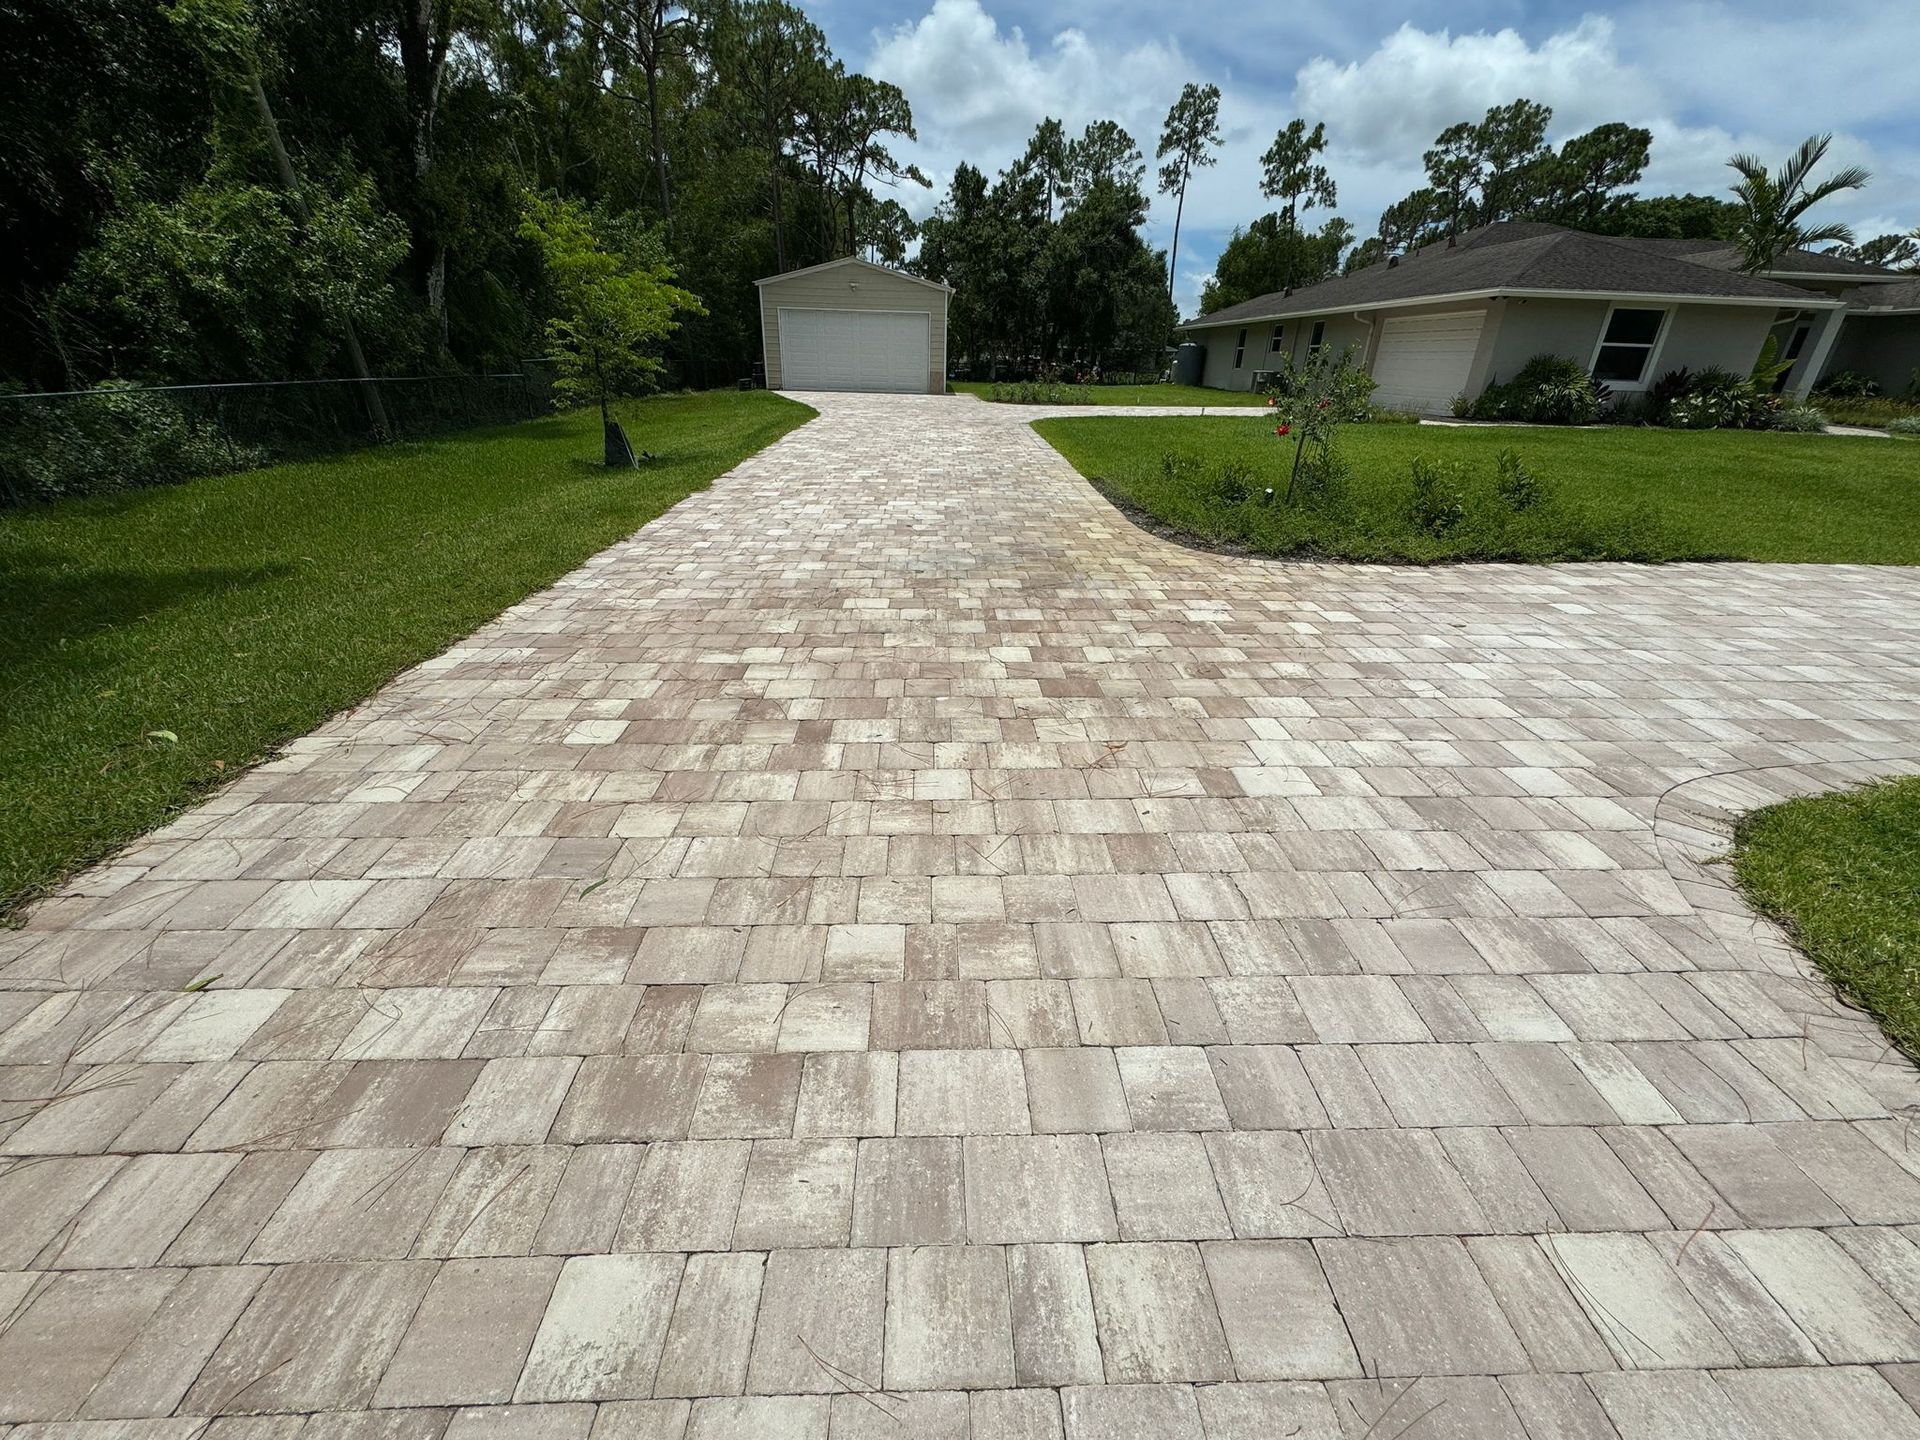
left=563, top=0, right=695, bottom=221
left=1023, top=118, right=1071, bottom=224
left=1473, top=99, right=1552, bottom=222
left=1260, top=119, right=1337, bottom=289
left=60, top=174, right=408, bottom=383
left=715, top=0, right=826, bottom=273
left=1065, top=120, right=1145, bottom=207
left=519, top=193, right=703, bottom=457
left=1542, top=122, right=1652, bottom=227
left=1589, top=192, right=1740, bottom=240
left=1835, top=231, right=1920, bottom=271
left=1728, top=134, right=1871, bottom=272
left=1200, top=214, right=1351, bottom=312
left=1045, top=178, right=1174, bottom=370
left=1157, top=83, right=1223, bottom=302
left=1423, top=122, right=1481, bottom=237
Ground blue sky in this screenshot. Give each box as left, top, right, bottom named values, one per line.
left=806, top=0, right=1920, bottom=317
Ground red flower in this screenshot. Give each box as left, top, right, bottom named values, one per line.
left=1266, top=396, right=1277, bottom=406
left=1275, top=424, right=1291, bottom=436
left=1317, top=398, right=1330, bottom=409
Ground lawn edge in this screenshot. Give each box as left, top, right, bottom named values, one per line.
left=2, top=394, right=818, bottom=924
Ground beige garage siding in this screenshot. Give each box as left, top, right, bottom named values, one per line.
left=757, top=260, right=949, bottom=393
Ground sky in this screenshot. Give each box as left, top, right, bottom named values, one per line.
left=803, top=0, right=1920, bottom=319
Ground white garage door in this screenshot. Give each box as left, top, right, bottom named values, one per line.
left=778, top=308, right=930, bottom=393
left=1369, top=312, right=1486, bottom=413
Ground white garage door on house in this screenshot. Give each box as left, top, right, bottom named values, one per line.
left=776, top=308, right=931, bottom=394
left=1369, top=311, right=1486, bottom=413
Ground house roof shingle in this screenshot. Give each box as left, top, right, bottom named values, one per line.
left=1180, top=223, right=1861, bottom=330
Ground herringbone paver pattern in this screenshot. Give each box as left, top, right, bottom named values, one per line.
left=6, top=392, right=1920, bottom=1437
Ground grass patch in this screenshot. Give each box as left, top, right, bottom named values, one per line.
left=952, top=380, right=1270, bottom=407
left=1816, top=394, right=1920, bottom=430
left=1734, top=775, right=1920, bottom=1058
left=1034, top=415, right=1920, bottom=564
left=0, top=390, right=813, bottom=916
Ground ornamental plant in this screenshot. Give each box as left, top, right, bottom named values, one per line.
left=1261, top=345, right=1376, bottom=502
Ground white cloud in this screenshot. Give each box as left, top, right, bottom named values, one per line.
left=1291, top=18, right=1652, bottom=163
left=867, top=0, right=1188, bottom=158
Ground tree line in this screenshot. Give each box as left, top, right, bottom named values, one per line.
left=0, top=0, right=931, bottom=393
left=910, top=119, right=1177, bottom=378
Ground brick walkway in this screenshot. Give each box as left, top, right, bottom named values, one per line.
left=6, top=391, right=1920, bottom=1438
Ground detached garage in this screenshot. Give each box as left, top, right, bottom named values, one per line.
left=755, top=257, right=950, bottom=394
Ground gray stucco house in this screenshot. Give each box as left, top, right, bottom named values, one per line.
left=1177, top=222, right=1916, bottom=413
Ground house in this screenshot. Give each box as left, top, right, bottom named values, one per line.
left=1177, top=222, right=1911, bottom=413
left=1825, top=278, right=1920, bottom=394
left=755, top=257, right=951, bottom=394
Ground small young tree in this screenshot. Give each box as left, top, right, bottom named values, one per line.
left=520, top=193, right=703, bottom=465
left=1263, top=345, right=1376, bottom=503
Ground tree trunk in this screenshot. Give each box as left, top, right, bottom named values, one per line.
left=646, top=64, right=672, bottom=222
left=247, top=72, right=391, bottom=438
left=1167, top=175, right=1187, bottom=303
left=770, top=151, right=787, bottom=270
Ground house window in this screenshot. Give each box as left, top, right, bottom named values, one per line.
left=1308, top=321, right=1326, bottom=354
left=1233, top=328, right=1248, bottom=368
left=1269, top=324, right=1286, bottom=354
left=1591, top=307, right=1666, bottom=385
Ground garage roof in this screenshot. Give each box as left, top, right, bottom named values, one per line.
left=755, top=256, right=952, bottom=293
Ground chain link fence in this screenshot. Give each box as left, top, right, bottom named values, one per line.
left=0, top=370, right=555, bottom=508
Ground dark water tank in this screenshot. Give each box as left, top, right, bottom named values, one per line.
left=1171, top=342, right=1206, bottom=387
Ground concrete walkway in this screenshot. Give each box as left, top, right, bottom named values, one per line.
left=6, top=391, right=1920, bottom=1438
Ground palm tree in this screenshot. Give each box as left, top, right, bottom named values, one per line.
left=1727, top=133, right=1871, bottom=273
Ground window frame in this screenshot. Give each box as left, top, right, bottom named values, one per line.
left=1269, top=323, right=1286, bottom=355
left=1232, top=327, right=1248, bottom=369
left=1587, top=303, right=1672, bottom=391
left=1307, top=320, right=1327, bottom=355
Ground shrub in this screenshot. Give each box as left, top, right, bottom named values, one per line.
left=1368, top=408, right=1424, bottom=425
left=1774, top=406, right=1829, bottom=433
left=1409, top=456, right=1469, bottom=534
left=1658, top=366, right=1784, bottom=431
left=1890, top=417, right=1920, bottom=438
left=1495, top=447, right=1546, bottom=510
left=0, top=384, right=264, bottom=507
left=1207, top=462, right=1254, bottom=506
left=989, top=380, right=1092, bottom=405
left=1470, top=354, right=1605, bottom=425
left=1449, top=393, right=1472, bottom=418
left=1819, top=371, right=1881, bottom=399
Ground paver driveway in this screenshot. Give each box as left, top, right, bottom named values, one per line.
left=6, top=392, right=1920, bottom=1438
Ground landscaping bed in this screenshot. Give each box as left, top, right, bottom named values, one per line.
left=1036, top=415, right=1920, bottom=565
left=0, top=390, right=813, bottom=916
left=1734, top=776, right=1920, bottom=1059
left=952, top=380, right=1270, bottom=407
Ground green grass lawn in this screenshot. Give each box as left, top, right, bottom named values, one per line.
left=1734, top=776, right=1920, bottom=1059
left=1036, top=416, right=1920, bottom=564
left=0, top=390, right=813, bottom=917
left=952, top=380, right=1270, bottom=407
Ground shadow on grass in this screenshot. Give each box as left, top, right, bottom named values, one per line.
left=0, top=548, right=295, bottom=674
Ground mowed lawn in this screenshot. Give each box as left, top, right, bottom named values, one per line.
left=1735, top=776, right=1920, bottom=1058
left=0, top=391, right=814, bottom=916
left=1036, top=416, right=1920, bottom=564
left=952, top=380, right=1270, bottom=406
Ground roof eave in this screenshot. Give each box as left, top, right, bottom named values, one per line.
left=754, top=256, right=953, bottom=293
left=1179, top=284, right=1842, bottom=330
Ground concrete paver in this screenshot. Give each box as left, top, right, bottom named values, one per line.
left=4, top=391, right=1920, bottom=1432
